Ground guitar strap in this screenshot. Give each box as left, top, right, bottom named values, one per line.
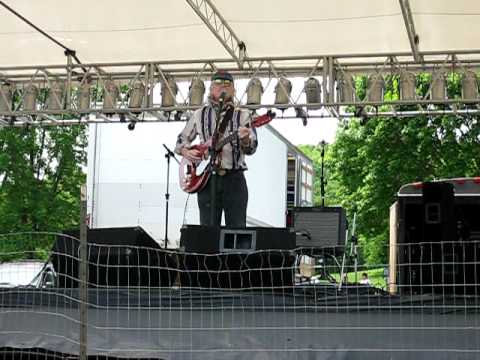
left=211, top=104, right=234, bottom=148
left=217, top=104, right=234, bottom=135
left=200, top=105, right=209, bottom=141
left=230, top=111, right=242, bottom=169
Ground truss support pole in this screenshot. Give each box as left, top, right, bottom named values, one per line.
left=65, top=52, right=73, bottom=110
left=328, top=56, right=335, bottom=104
left=399, top=0, right=423, bottom=63
left=186, top=0, right=248, bottom=68
left=146, top=63, right=154, bottom=108
left=79, top=185, right=88, bottom=360
left=322, top=57, right=329, bottom=103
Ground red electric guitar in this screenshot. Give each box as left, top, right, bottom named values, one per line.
left=179, top=111, right=274, bottom=193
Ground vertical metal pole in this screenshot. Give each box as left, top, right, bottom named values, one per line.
left=320, top=141, right=326, bottom=207
left=146, top=63, right=154, bottom=108
left=66, top=52, right=72, bottom=110
left=79, top=185, right=88, bottom=360
left=322, top=57, right=329, bottom=103
left=328, top=56, right=335, bottom=105
left=164, top=153, right=170, bottom=249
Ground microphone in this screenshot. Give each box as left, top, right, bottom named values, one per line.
left=219, top=91, right=227, bottom=104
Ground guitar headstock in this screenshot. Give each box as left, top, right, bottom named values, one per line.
left=252, top=110, right=276, bottom=128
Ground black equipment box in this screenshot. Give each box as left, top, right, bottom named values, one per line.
left=52, top=226, right=175, bottom=288
left=179, top=226, right=296, bottom=289
left=180, top=225, right=296, bottom=253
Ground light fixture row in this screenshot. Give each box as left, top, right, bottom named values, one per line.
left=1, top=71, right=478, bottom=113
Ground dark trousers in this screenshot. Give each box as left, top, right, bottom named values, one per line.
left=197, top=170, right=248, bottom=227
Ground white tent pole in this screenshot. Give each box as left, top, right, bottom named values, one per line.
left=399, top=0, right=423, bottom=63
left=186, top=0, right=249, bottom=69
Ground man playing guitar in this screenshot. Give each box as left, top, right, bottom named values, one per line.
left=174, top=70, right=257, bottom=227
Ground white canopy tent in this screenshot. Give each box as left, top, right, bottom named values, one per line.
left=1, top=0, right=480, bottom=124
left=1, top=0, right=480, bottom=66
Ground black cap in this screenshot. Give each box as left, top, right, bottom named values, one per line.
left=211, top=70, right=233, bottom=82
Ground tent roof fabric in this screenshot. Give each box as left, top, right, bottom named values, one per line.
left=1, top=0, right=480, bottom=68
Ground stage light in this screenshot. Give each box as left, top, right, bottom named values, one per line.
left=430, top=71, right=446, bottom=101
left=274, top=77, right=292, bottom=108
left=23, top=84, right=38, bottom=111
left=295, top=107, right=308, bottom=126
left=462, top=71, right=478, bottom=100
left=161, top=77, right=178, bottom=107
left=189, top=79, right=205, bottom=106
left=103, top=79, right=119, bottom=110
left=304, top=77, right=321, bottom=109
left=337, top=72, right=355, bottom=103
left=129, top=82, right=145, bottom=109
left=0, top=83, right=12, bottom=112
left=246, top=78, right=263, bottom=105
left=47, top=80, right=65, bottom=110
left=367, top=73, right=384, bottom=102
left=77, top=81, right=91, bottom=111
left=400, top=70, right=416, bottom=101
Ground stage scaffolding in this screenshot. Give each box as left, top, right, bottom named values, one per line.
left=1, top=50, right=480, bottom=127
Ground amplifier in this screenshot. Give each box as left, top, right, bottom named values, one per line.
left=293, top=206, right=347, bottom=248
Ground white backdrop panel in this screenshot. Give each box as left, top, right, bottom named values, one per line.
left=87, top=120, right=288, bottom=247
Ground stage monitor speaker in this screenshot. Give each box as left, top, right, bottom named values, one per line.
left=180, top=226, right=296, bottom=253
left=178, top=226, right=296, bottom=289
left=52, top=226, right=175, bottom=288
left=292, top=206, right=347, bottom=248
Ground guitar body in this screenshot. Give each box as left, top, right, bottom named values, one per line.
left=179, top=141, right=213, bottom=193
left=179, top=111, right=274, bottom=193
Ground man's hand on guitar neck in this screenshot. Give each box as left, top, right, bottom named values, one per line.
left=238, top=126, right=251, bottom=147
left=181, top=147, right=203, bottom=162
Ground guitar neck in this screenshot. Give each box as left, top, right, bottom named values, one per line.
left=213, top=113, right=271, bottom=151
left=215, top=132, right=238, bottom=151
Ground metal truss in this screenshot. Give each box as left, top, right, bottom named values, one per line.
left=186, top=0, right=248, bottom=69
left=2, top=50, right=480, bottom=127
left=399, top=0, right=423, bottom=63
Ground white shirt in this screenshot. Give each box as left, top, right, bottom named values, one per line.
left=174, top=104, right=258, bottom=170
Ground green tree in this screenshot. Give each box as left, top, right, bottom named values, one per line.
left=0, top=125, right=87, bottom=259
left=299, top=73, right=480, bottom=265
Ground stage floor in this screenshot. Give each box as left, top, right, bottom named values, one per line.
left=1, top=286, right=480, bottom=360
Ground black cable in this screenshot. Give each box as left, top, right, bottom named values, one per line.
left=0, top=1, right=84, bottom=67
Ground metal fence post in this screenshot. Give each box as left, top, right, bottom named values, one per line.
left=79, top=185, right=88, bottom=360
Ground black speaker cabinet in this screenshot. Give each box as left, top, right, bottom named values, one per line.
left=178, top=226, right=296, bottom=289
left=178, top=250, right=295, bottom=289
left=397, top=182, right=480, bottom=295
left=52, top=226, right=175, bottom=288
left=422, top=181, right=456, bottom=243
left=180, top=226, right=296, bottom=253
left=292, top=206, right=347, bottom=248
left=407, top=182, right=457, bottom=294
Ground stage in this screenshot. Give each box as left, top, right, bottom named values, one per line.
left=1, top=286, right=479, bottom=360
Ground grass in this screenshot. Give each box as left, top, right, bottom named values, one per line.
left=331, top=267, right=388, bottom=289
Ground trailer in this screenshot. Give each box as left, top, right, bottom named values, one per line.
left=86, top=121, right=313, bottom=248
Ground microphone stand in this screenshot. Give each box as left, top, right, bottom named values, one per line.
left=163, top=144, right=180, bottom=249
left=209, top=94, right=226, bottom=226
left=319, top=140, right=327, bottom=207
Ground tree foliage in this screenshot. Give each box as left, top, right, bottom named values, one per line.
left=300, top=73, right=480, bottom=264
left=0, top=125, right=87, bottom=259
